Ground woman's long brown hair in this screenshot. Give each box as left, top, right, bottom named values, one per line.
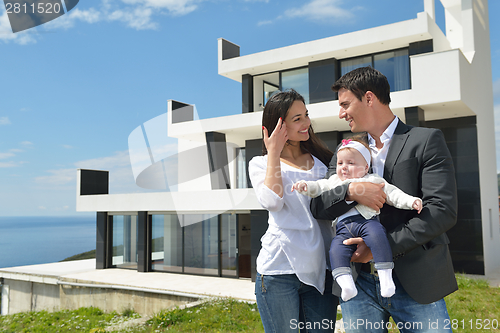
left=261, top=89, right=333, bottom=166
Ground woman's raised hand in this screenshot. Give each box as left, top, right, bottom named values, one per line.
left=263, top=117, right=288, bottom=156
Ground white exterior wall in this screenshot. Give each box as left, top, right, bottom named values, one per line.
left=76, top=0, right=499, bottom=276
left=177, top=138, right=211, bottom=192
left=458, top=0, right=499, bottom=276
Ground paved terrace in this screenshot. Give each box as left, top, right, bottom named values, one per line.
left=0, top=259, right=256, bottom=302
left=1, top=259, right=499, bottom=299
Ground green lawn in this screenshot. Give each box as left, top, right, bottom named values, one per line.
left=0, top=274, right=498, bottom=333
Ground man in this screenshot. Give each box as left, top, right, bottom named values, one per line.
left=311, top=66, right=457, bottom=332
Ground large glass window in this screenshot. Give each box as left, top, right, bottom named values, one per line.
left=341, top=56, right=372, bottom=76
left=183, top=215, right=219, bottom=276
left=374, top=49, right=410, bottom=91
left=112, top=215, right=138, bottom=269
left=340, top=49, right=410, bottom=92
left=236, top=148, right=247, bottom=189
left=253, top=72, right=279, bottom=111
left=151, top=214, right=182, bottom=272
left=150, top=213, right=239, bottom=277
left=264, top=82, right=279, bottom=106
left=281, top=67, right=309, bottom=104
left=221, top=214, right=237, bottom=277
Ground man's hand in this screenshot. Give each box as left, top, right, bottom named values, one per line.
left=343, top=237, right=373, bottom=263
left=347, top=182, right=386, bottom=211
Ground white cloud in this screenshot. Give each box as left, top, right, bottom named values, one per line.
left=0, top=117, right=11, bottom=125
left=120, top=0, right=199, bottom=15
left=258, top=0, right=357, bottom=26
left=35, top=142, right=179, bottom=194
left=284, top=0, right=354, bottom=22
left=108, top=7, right=157, bottom=30
left=35, top=150, right=135, bottom=192
left=45, top=8, right=102, bottom=29
left=0, top=148, right=26, bottom=167
left=257, top=20, right=273, bottom=26
left=69, top=8, right=102, bottom=23
left=1, top=0, right=203, bottom=44
left=35, top=168, right=76, bottom=186
left=0, top=152, right=15, bottom=159
left=0, top=161, right=17, bottom=168
left=20, top=141, right=33, bottom=146
left=0, top=9, right=38, bottom=44
left=75, top=150, right=131, bottom=170
left=62, top=145, right=74, bottom=149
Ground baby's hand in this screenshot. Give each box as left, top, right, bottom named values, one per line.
left=292, top=181, right=308, bottom=193
left=413, top=199, right=423, bottom=213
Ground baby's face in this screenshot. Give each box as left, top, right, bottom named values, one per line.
left=336, top=148, right=369, bottom=181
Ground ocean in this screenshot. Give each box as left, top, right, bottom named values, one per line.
left=0, top=215, right=96, bottom=269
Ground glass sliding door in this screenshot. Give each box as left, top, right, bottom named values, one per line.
left=183, top=215, right=219, bottom=276
left=151, top=214, right=183, bottom=273
left=149, top=213, right=240, bottom=278
left=221, top=213, right=237, bottom=277
left=111, top=215, right=138, bottom=269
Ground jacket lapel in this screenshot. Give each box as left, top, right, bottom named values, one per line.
left=383, top=119, right=411, bottom=182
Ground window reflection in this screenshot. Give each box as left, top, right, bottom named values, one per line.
left=152, top=214, right=182, bottom=272
left=341, top=56, right=372, bottom=76
left=340, top=49, right=410, bottom=93
left=236, top=148, right=247, bottom=189
left=221, top=214, right=237, bottom=277
left=281, top=67, right=309, bottom=104
left=150, top=213, right=238, bottom=277
left=112, top=215, right=138, bottom=269
left=264, top=82, right=279, bottom=106
left=183, top=215, right=219, bottom=275
left=374, top=49, right=410, bottom=91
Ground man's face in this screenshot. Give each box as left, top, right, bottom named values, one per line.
left=338, top=88, right=375, bottom=133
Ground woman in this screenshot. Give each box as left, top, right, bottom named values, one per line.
left=248, top=89, right=338, bottom=332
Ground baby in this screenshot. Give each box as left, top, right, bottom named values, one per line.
left=292, top=137, right=422, bottom=302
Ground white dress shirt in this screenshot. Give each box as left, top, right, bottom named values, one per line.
left=368, top=116, right=399, bottom=177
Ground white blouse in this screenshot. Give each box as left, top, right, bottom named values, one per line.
left=248, top=154, right=329, bottom=293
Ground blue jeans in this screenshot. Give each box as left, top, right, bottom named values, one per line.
left=330, top=214, right=393, bottom=279
left=339, top=271, right=452, bottom=333
left=255, top=272, right=338, bottom=332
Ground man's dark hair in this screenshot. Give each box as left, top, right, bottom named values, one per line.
left=331, top=66, right=391, bottom=105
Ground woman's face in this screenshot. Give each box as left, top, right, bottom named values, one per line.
left=283, top=100, right=310, bottom=143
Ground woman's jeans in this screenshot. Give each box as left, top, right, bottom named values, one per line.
left=255, top=272, right=338, bottom=332
left=330, top=214, right=393, bottom=279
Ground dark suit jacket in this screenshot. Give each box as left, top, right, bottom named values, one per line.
left=311, top=119, right=458, bottom=304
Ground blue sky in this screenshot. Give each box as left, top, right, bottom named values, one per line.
left=1, top=0, right=499, bottom=216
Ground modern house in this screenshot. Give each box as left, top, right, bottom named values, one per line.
left=75, top=0, right=499, bottom=282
